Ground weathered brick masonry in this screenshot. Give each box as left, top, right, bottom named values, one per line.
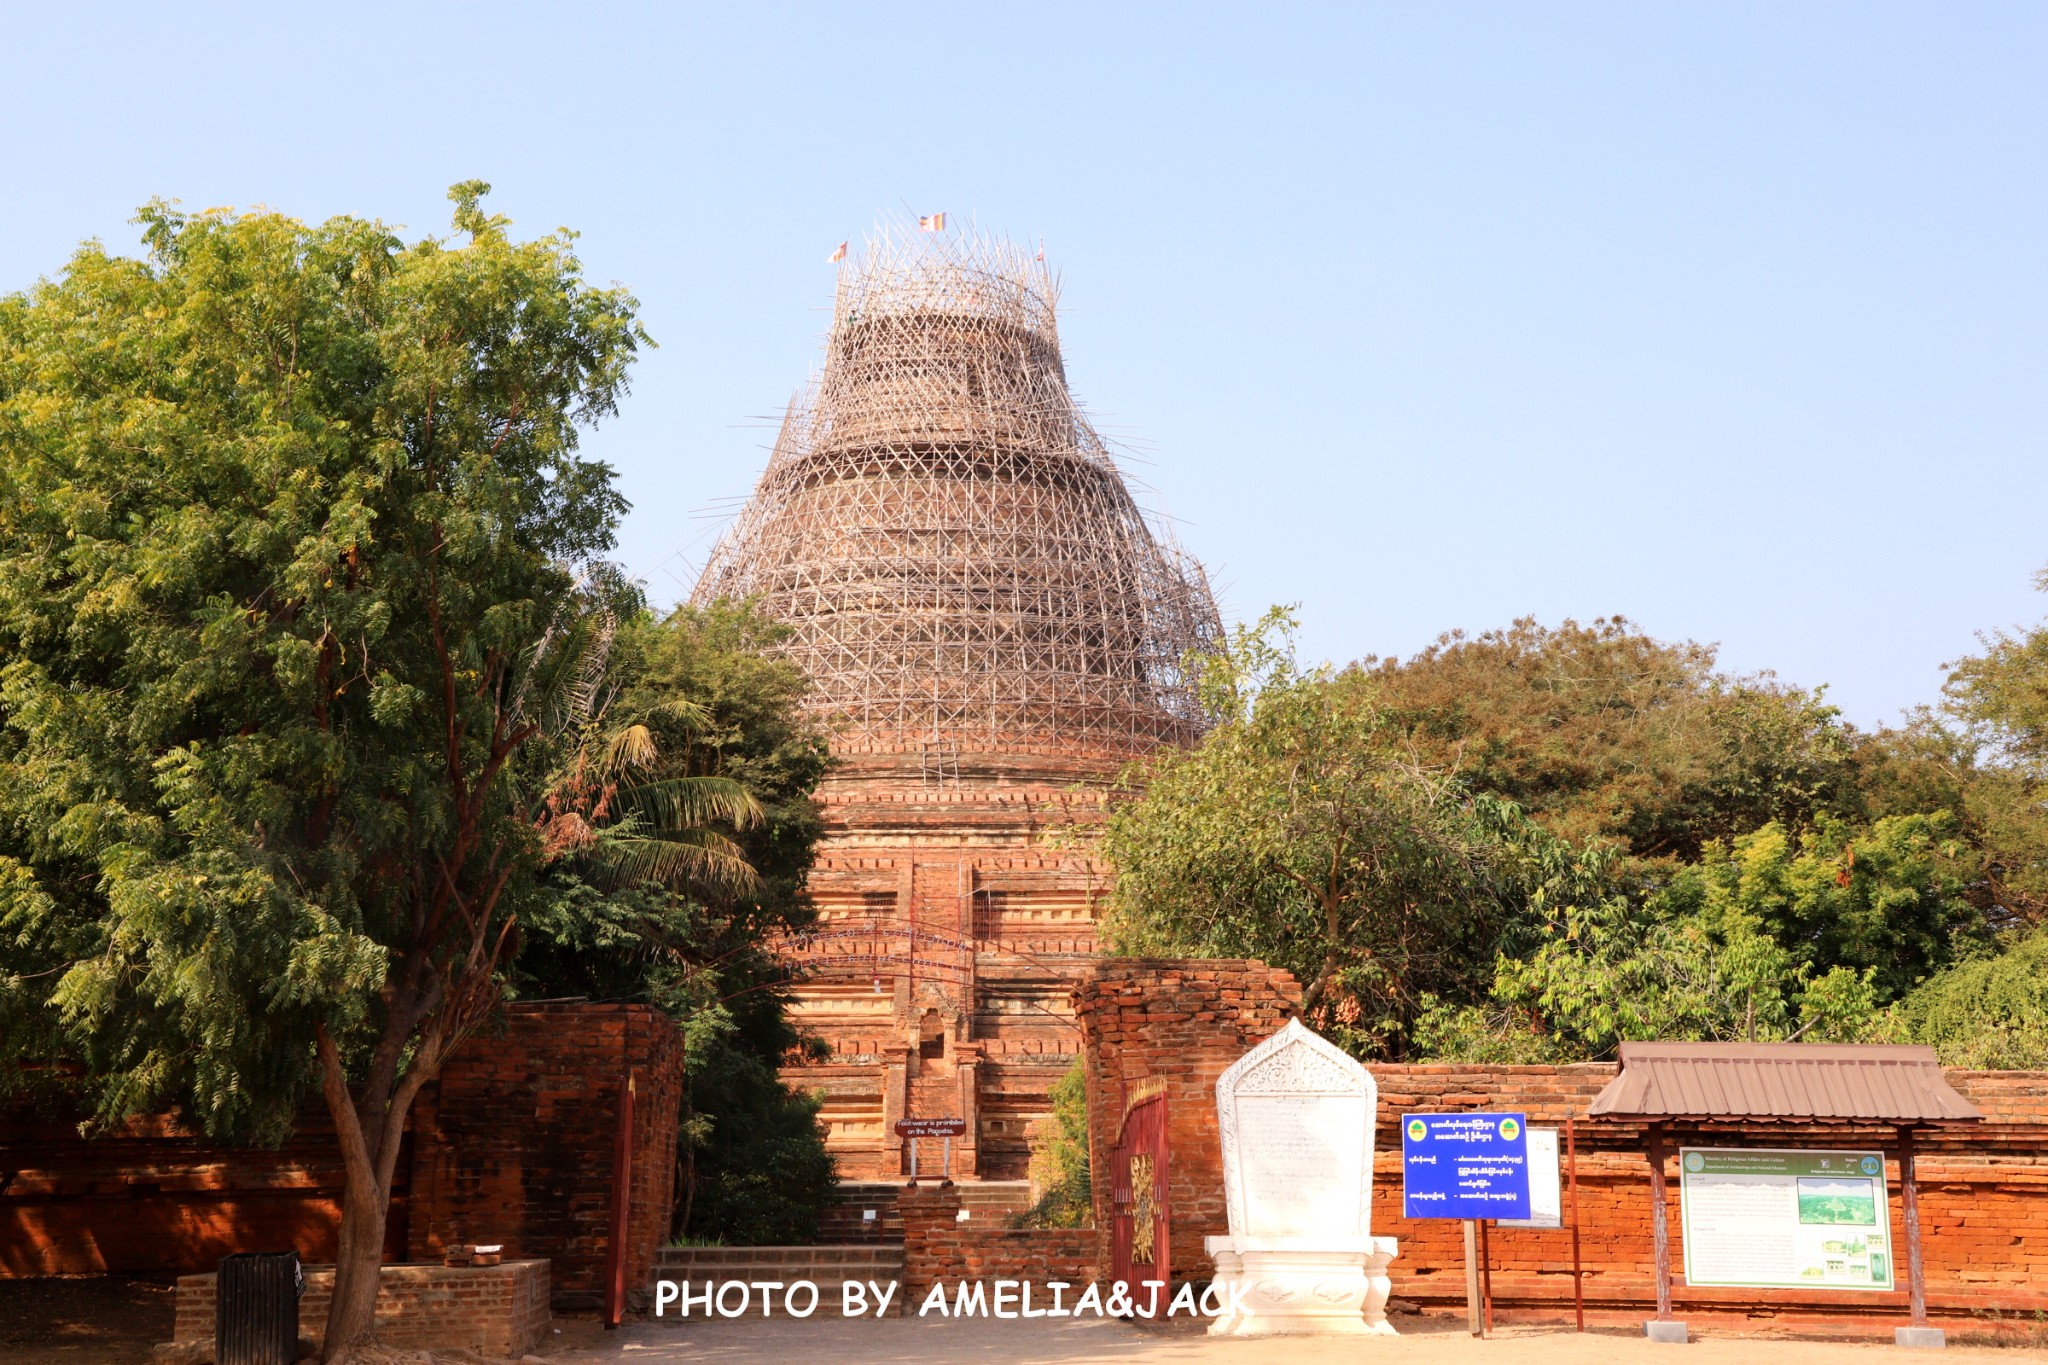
left=0, top=1105, right=404, bottom=1277
left=171, top=1259, right=550, bottom=1357
left=898, top=1184, right=1096, bottom=1301
left=0, top=1002, right=685, bottom=1310
left=1072, top=957, right=1301, bottom=1280
left=1078, top=959, right=2048, bottom=1332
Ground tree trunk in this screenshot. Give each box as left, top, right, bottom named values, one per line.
left=322, top=1167, right=391, bottom=1363
left=317, top=1027, right=429, bottom=1364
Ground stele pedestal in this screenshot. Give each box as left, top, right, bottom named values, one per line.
left=1206, top=1016, right=1398, bottom=1336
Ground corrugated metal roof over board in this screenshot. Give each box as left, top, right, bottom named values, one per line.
left=1588, top=1042, right=1983, bottom=1123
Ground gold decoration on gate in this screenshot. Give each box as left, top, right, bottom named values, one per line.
left=1130, top=1153, right=1157, bottom=1263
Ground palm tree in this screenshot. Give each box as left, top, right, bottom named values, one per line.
left=529, top=607, right=765, bottom=898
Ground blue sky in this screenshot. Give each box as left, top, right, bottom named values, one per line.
left=7, top=3, right=2045, bottom=725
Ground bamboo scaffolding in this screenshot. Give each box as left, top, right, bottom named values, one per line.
left=694, top=225, right=1222, bottom=771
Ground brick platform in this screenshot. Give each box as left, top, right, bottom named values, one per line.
left=170, top=1260, right=549, bottom=1357
left=899, top=1184, right=1097, bottom=1299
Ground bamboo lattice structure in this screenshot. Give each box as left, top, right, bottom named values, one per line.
left=694, top=225, right=1222, bottom=769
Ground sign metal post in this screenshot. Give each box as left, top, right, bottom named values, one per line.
left=893, top=1117, right=967, bottom=1189
left=1462, top=1219, right=1482, bottom=1337
left=1478, top=1214, right=1494, bottom=1334
left=1402, top=1113, right=1531, bottom=1339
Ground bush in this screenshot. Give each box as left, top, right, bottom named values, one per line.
left=1015, top=1061, right=1091, bottom=1229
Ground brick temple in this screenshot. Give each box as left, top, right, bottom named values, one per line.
left=692, top=225, right=1222, bottom=1179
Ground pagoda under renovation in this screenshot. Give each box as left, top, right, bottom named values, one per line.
left=693, top=226, right=1220, bottom=1179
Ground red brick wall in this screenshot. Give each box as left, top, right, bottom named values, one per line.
left=406, top=1003, right=686, bottom=1311
left=0, top=1108, right=406, bottom=1276
left=898, top=1184, right=1097, bottom=1299
left=1072, top=958, right=1301, bottom=1281
left=171, top=1260, right=549, bottom=1356
left=0, top=1002, right=684, bottom=1312
left=1077, top=959, right=2048, bottom=1331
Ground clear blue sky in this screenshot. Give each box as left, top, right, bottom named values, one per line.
left=8, top=3, right=2046, bottom=726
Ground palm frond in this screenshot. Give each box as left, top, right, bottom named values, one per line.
left=591, top=830, right=762, bottom=895
left=620, top=776, right=765, bottom=832
left=603, top=723, right=660, bottom=775
left=642, top=696, right=714, bottom=731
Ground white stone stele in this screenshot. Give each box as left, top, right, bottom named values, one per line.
left=1206, top=1016, right=1398, bottom=1336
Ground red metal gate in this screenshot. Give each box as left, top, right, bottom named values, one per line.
left=1111, top=1081, right=1169, bottom=1295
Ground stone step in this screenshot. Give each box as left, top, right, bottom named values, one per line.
left=656, top=1246, right=905, bottom=1270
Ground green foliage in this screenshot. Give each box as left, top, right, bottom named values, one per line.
left=1895, top=925, right=2048, bottom=1068
left=1662, top=814, right=1988, bottom=1002
left=1360, top=616, right=1859, bottom=865
left=0, top=187, right=644, bottom=1138
left=1103, top=609, right=1586, bottom=1058
left=676, top=1034, right=837, bottom=1245
left=1417, top=815, right=1984, bottom=1062
left=512, top=600, right=838, bottom=1244
left=1126, top=607, right=2025, bottom=1067
left=1940, top=569, right=2048, bottom=924
left=1016, top=1060, right=1092, bottom=1229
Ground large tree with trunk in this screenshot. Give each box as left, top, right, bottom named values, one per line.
left=0, top=185, right=644, bottom=1358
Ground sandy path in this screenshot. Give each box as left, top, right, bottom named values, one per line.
left=574, top=1315, right=2047, bottom=1365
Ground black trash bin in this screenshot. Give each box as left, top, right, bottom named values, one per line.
left=216, top=1251, right=304, bottom=1365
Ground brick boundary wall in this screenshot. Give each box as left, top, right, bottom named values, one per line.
left=171, top=1260, right=549, bottom=1357
left=898, top=1185, right=1096, bottom=1302
left=406, top=1003, right=686, bottom=1310
left=1, top=1002, right=685, bottom=1312
left=1077, top=959, right=2048, bottom=1335
left=1072, top=958, right=1301, bottom=1281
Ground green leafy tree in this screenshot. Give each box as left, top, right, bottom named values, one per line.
left=0, top=187, right=644, bottom=1358
left=1359, top=616, right=1859, bottom=864
left=1418, top=815, right=1982, bottom=1061
left=1939, top=567, right=2048, bottom=924
left=1103, top=609, right=1548, bottom=1058
left=1659, top=814, right=1988, bottom=1001
left=1895, top=924, right=2048, bottom=1068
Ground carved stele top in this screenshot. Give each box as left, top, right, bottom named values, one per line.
left=1215, top=1017, right=1378, bottom=1240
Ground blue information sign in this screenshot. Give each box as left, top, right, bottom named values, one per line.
left=1401, top=1112, right=1532, bottom=1220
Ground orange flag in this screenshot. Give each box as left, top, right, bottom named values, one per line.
left=918, top=213, right=947, bottom=232
left=828, top=241, right=847, bottom=263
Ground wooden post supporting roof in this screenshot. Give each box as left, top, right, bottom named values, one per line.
left=1899, top=1125, right=1928, bottom=1327
left=1588, top=1041, right=1982, bottom=1344
left=1646, top=1125, right=1673, bottom=1322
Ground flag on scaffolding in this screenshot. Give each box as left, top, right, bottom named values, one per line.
left=918, top=212, right=946, bottom=232
left=828, top=241, right=847, bottom=263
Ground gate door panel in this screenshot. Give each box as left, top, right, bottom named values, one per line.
left=1110, top=1081, right=1169, bottom=1294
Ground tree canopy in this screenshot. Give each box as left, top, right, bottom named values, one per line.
left=0, top=185, right=646, bottom=1356
left=1359, top=616, right=1858, bottom=864
left=1108, top=602, right=2039, bottom=1068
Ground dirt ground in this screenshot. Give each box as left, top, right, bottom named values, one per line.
left=5, top=1281, right=2045, bottom=1365
left=0, top=1275, right=178, bottom=1365
left=573, top=1314, right=2048, bottom=1363
left=577, top=1317, right=2048, bottom=1358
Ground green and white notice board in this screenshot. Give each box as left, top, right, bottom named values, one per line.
left=1678, top=1148, right=1895, bottom=1291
